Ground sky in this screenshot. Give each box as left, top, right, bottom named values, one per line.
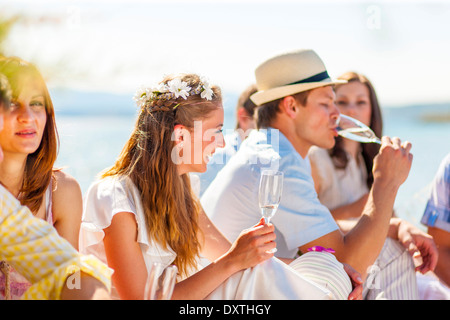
left=1, top=0, right=450, bottom=107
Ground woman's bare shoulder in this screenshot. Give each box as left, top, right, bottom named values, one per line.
left=52, top=170, right=82, bottom=193
left=51, top=170, right=83, bottom=209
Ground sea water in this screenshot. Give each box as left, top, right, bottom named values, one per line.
left=53, top=90, right=450, bottom=229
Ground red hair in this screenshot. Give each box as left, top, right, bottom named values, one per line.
left=0, top=56, right=60, bottom=213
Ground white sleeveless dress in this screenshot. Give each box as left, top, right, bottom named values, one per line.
left=80, top=175, right=352, bottom=300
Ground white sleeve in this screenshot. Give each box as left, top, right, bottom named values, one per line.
left=79, top=177, right=137, bottom=262
left=79, top=176, right=177, bottom=273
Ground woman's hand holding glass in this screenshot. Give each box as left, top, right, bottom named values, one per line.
left=224, top=218, right=277, bottom=272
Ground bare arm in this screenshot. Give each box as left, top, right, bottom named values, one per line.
left=310, top=152, right=369, bottom=220
left=329, top=194, right=369, bottom=220
left=103, top=211, right=276, bottom=300
left=172, top=216, right=276, bottom=300
left=428, top=226, right=450, bottom=286
left=60, top=272, right=111, bottom=300
left=300, top=137, right=413, bottom=277
left=103, top=212, right=148, bottom=300
left=52, top=171, right=83, bottom=250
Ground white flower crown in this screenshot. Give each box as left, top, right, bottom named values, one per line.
left=133, top=77, right=214, bottom=110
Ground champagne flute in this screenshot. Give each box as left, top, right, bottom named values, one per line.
left=336, top=114, right=381, bottom=144
left=144, top=262, right=178, bottom=300
left=259, top=170, right=283, bottom=253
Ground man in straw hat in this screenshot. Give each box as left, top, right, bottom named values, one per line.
left=202, top=49, right=438, bottom=299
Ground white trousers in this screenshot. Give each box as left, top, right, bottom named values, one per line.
left=363, top=238, right=419, bottom=300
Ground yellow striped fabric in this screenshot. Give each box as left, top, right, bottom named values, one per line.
left=1, top=185, right=112, bottom=299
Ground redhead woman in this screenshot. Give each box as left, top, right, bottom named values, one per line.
left=0, top=57, right=83, bottom=247
left=80, top=73, right=362, bottom=300
left=0, top=57, right=83, bottom=299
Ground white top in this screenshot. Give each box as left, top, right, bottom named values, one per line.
left=308, top=146, right=369, bottom=210
left=79, top=175, right=336, bottom=300
left=79, top=176, right=177, bottom=298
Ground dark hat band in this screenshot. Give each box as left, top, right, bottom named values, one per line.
left=287, top=70, right=330, bottom=85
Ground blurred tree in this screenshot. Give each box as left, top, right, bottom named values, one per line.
left=0, top=16, right=18, bottom=56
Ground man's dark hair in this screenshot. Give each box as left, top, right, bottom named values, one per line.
left=255, top=90, right=310, bottom=129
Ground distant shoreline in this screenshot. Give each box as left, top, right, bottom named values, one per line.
left=49, top=87, right=450, bottom=120
left=420, top=112, right=450, bottom=123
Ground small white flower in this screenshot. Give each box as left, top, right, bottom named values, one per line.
left=199, top=76, right=214, bottom=100
left=152, top=83, right=169, bottom=94
left=133, top=86, right=149, bottom=107
left=133, top=87, right=146, bottom=100
left=201, top=82, right=214, bottom=100
left=167, top=78, right=191, bottom=99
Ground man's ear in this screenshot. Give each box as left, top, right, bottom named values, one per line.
left=237, top=107, right=251, bottom=128
left=237, top=107, right=247, bottom=121
left=279, top=96, right=298, bottom=119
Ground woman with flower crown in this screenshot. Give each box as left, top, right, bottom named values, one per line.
left=79, top=73, right=362, bottom=300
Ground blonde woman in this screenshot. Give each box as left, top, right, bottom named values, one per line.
left=80, top=73, right=362, bottom=300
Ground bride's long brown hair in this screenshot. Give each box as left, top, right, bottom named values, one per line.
left=101, top=73, right=222, bottom=276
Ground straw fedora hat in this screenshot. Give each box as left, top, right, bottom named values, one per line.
left=250, top=49, right=346, bottom=106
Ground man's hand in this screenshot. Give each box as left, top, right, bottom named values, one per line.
left=372, top=137, right=413, bottom=189
left=397, top=219, right=438, bottom=274
left=343, top=263, right=364, bottom=300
